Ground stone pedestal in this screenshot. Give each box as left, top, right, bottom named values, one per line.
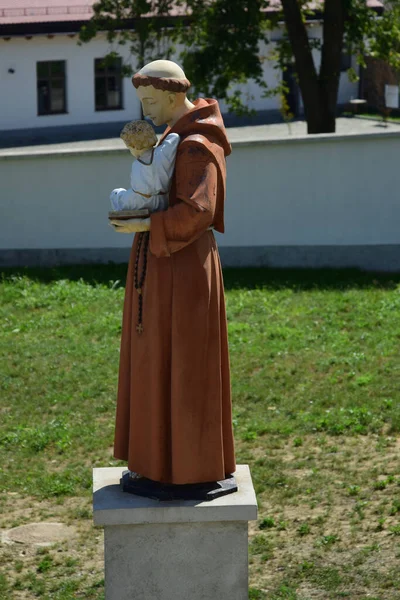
left=93, top=465, right=257, bottom=600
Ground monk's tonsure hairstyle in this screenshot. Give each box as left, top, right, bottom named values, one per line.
left=131, top=60, right=191, bottom=93
left=132, top=73, right=191, bottom=93
left=120, top=120, right=157, bottom=151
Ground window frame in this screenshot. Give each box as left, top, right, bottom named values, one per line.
left=94, top=57, right=124, bottom=112
left=36, top=60, right=67, bottom=116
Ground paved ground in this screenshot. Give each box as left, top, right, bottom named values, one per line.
left=227, top=115, right=400, bottom=142
left=1, top=116, right=400, bottom=157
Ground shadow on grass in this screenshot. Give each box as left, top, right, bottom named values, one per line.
left=1, top=264, right=400, bottom=291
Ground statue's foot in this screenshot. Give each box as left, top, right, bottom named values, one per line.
left=128, top=471, right=143, bottom=480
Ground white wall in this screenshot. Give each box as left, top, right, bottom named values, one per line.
left=1, top=131, right=399, bottom=254
left=217, top=40, right=283, bottom=114
left=0, top=34, right=142, bottom=131
left=0, top=149, right=135, bottom=249
left=0, top=30, right=359, bottom=132
left=221, top=134, right=400, bottom=247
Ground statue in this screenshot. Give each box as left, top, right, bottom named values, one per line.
left=110, top=60, right=237, bottom=501
left=110, top=120, right=180, bottom=214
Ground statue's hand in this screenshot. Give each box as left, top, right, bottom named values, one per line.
left=110, top=217, right=150, bottom=233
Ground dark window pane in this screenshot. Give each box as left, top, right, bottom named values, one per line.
left=37, top=62, right=49, bottom=78
left=107, top=88, right=121, bottom=108
left=51, top=79, right=65, bottom=112
left=50, top=61, right=65, bottom=76
left=36, top=60, right=66, bottom=115
left=95, top=59, right=106, bottom=74
left=107, top=75, right=121, bottom=107
left=341, top=53, right=352, bottom=72
left=107, top=57, right=122, bottom=73
left=95, top=57, right=123, bottom=110
left=107, top=75, right=119, bottom=92
left=38, top=81, right=50, bottom=115
left=95, top=77, right=107, bottom=110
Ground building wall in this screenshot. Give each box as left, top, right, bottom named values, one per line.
left=362, top=56, right=400, bottom=112
left=0, top=30, right=359, bottom=132
left=1, top=130, right=399, bottom=270
left=0, top=34, right=142, bottom=131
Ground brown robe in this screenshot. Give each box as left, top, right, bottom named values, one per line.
left=113, top=98, right=236, bottom=484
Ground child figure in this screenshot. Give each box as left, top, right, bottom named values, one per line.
left=110, top=120, right=180, bottom=213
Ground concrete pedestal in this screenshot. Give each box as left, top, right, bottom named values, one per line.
left=93, top=465, right=257, bottom=600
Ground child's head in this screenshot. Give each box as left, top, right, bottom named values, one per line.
left=120, top=120, right=157, bottom=158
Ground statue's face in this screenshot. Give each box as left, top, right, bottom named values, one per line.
left=125, top=144, right=144, bottom=159
left=136, top=86, right=176, bottom=127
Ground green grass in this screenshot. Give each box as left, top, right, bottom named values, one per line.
left=1, top=265, right=400, bottom=599
left=342, top=110, right=400, bottom=124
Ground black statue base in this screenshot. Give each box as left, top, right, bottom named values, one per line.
left=120, top=471, right=238, bottom=501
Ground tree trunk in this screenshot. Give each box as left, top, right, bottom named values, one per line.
left=306, top=99, right=336, bottom=133
left=316, top=0, right=348, bottom=133
left=281, top=0, right=321, bottom=124
left=281, top=0, right=348, bottom=134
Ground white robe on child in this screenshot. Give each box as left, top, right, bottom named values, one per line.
left=110, top=133, right=180, bottom=212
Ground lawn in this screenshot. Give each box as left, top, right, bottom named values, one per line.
left=342, top=110, right=400, bottom=124
left=1, top=265, right=400, bottom=600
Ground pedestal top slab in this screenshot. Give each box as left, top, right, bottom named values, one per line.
left=93, top=465, right=257, bottom=526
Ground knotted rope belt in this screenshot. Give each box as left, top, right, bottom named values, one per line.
left=133, top=231, right=149, bottom=335
left=133, top=227, right=213, bottom=335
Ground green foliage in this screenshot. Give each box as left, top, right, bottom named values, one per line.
left=249, top=589, right=267, bottom=599
left=37, top=554, right=54, bottom=574
left=0, top=572, right=9, bottom=596
left=389, top=524, right=400, bottom=535
left=250, top=534, right=274, bottom=561
left=348, top=484, right=361, bottom=496
left=297, top=522, right=311, bottom=536
left=78, top=0, right=400, bottom=131
left=269, top=583, right=299, bottom=599
left=259, top=516, right=276, bottom=529
left=302, top=406, right=385, bottom=435
left=177, top=0, right=272, bottom=114
left=79, top=0, right=177, bottom=71
left=368, top=0, right=400, bottom=70
left=316, top=534, right=340, bottom=548
left=1, top=419, right=72, bottom=454
left=306, top=565, right=342, bottom=591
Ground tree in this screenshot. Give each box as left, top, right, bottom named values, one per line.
left=79, top=1, right=177, bottom=72
left=79, top=0, right=400, bottom=134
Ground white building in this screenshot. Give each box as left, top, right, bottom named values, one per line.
left=0, top=0, right=361, bottom=139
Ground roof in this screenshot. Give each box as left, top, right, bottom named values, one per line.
left=0, top=0, right=384, bottom=28
left=0, top=0, right=94, bottom=25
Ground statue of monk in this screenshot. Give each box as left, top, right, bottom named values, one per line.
left=111, top=59, right=236, bottom=489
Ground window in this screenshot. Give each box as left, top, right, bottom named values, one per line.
left=95, top=57, right=123, bottom=111
left=37, top=61, right=67, bottom=115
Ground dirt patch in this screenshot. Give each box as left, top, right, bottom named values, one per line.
left=247, top=433, right=400, bottom=598
left=1, top=434, right=399, bottom=599
left=0, top=495, right=103, bottom=599
left=3, top=523, right=76, bottom=547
